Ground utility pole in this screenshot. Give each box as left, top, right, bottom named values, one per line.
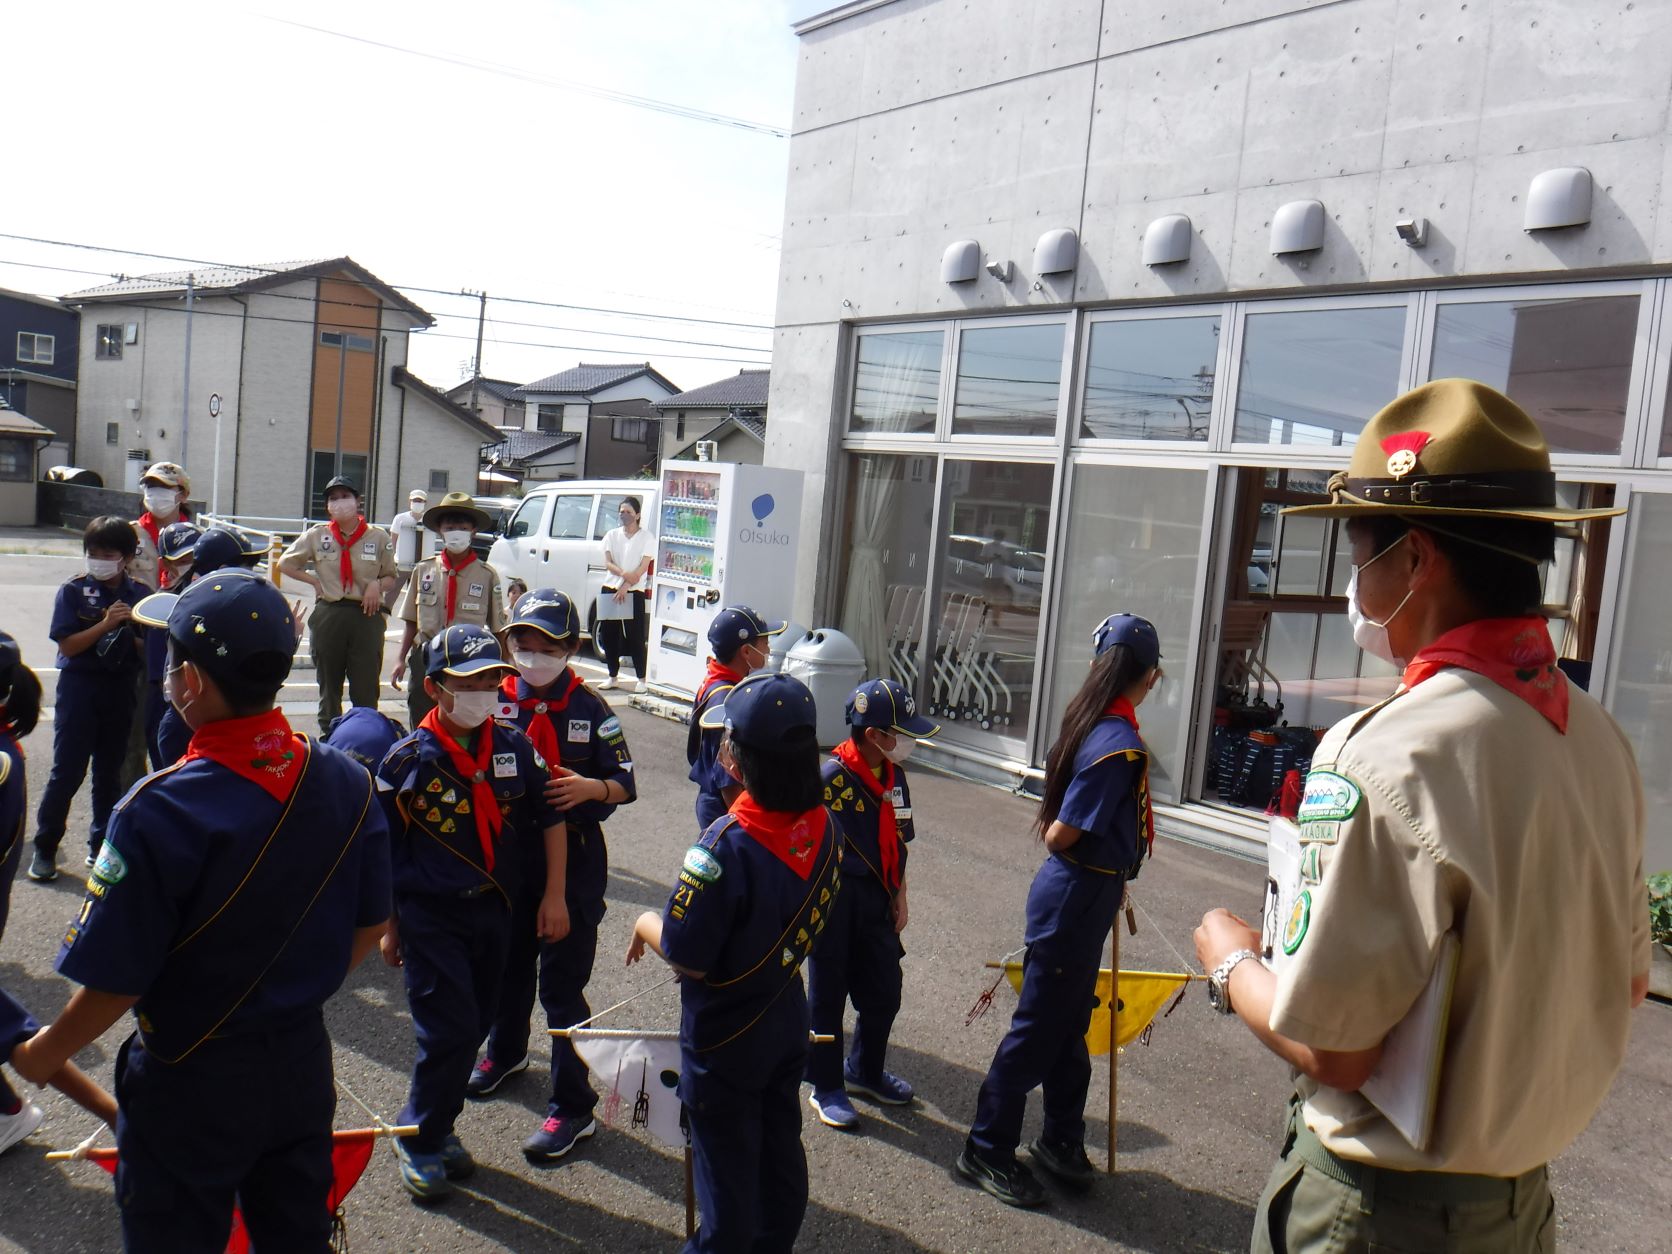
left=465, top=289, right=487, bottom=412
left=180, top=273, right=196, bottom=461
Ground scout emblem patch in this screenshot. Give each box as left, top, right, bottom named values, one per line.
left=1297, top=771, right=1362, bottom=825
left=492, top=752, right=517, bottom=778
left=1380, top=430, right=1431, bottom=479
left=599, top=716, right=623, bottom=740
left=1282, top=890, right=1312, bottom=955
left=90, top=841, right=127, bottom=886
left=682, top=846, right=722, bottom=883
left=567, top=719, right=591, bottom=743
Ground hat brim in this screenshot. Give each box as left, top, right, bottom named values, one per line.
left=697, top=701, right=728, bottom=731
left=507, top=617, right=576, bottom=642
left=1281, top=492, right=1626, bottom=522
left=757, top=620, right=787, bottom=637
left=132, top=591, right=179, bottom=630
left=422, top=504, right=493, bottom=531
left=431, top=656, right=514, bottom=679
left=889, top=713, right=940, bottom=739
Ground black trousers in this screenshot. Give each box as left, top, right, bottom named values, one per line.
left=601, top=590, right=647, bottom=680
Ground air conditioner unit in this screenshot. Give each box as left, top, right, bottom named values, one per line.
left=694, top=440, right=719, bottom=462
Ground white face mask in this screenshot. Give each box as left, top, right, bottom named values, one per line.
left=163, top=661, right=204, bottom=727
left=87, top=557, right=123, bottom=581
left=881, top=735, right=917, bottom=765
left=1345, top=534, right=1414, bottom=665
left=444, top=688, right=499, bottom=729
left=144, top=487, right=179, bottom=516
left=512, top=650, right=566, bottom=688
left=441, top=529, right=473, bottom=554
left=327, top=497, right=359, bottom=522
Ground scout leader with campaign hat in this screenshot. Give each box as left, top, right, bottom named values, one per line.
left=806, top=677, right=938, bottom=1130
left=13, top=570, right=392, bottom=1251
left=958, top=613, right=1164, bottom=1208
left=1193, top=379, right=1647, bottom=1254
left=138, top=521, right=202, bottom=768
left=468, top=590, right=638, bottom=1166
left=687, top=606, right=786, bottom=830
left=392, top=492, right=508, bottom=731
left=374, top=624, right=566, bottom=1201
left=629, top=673, right=842, bottom=1254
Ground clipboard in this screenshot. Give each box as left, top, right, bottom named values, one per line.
left=595, top=592, right=633, bottom=621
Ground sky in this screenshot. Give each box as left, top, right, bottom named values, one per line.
left=1, top=0, right=812, bottom=394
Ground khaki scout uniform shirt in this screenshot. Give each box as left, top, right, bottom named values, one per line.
left=280, top=523, right=397, bottom=602
left=397, top=553, right=507, bottom=639
left=1270, top=668, right=1648, bottom=1176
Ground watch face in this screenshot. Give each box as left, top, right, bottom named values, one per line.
left=1206, top=979, right=1226, bottom=1013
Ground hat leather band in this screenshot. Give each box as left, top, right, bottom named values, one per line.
left=1339, top=469, right=1555, bottom=508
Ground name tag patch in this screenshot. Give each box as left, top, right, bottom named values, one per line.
left=492, top=752, right=517, bottom=779
left=1296, top=771, right=1362, bottom=825
left=567, top=719, right=591, bottom=743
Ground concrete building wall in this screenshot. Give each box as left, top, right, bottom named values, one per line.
left=395, top=389, right=493, bottom=504
left=229, top=284, right=314, bottom=520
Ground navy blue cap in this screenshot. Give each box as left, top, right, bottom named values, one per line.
left=697, top=672, right=816, bottom=745
left=846, top=677, right=939, bottom=738
left=1091, top=613, right=1161, bottom=669
left=0, top=629, right=18, bottom=675
left=132, top=570, right=297, bottom=683
left=192, top=525, right=261, bottom=574
left=323, top=707, right=407, bottom=770
left=158, top=521, right=202, bottom=561
left=323, top=476, right=361, bottom=499
left=707, top=605, right=786, bottom=655
left=507, top=588, right=580, bottom=642
left=425, top=624, right=513, bottom=680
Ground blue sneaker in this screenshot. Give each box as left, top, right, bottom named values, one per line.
left=807, top=1088, right=860, bottom=1129
left=440, top=1133, right=475, bottom=1181
left=522, top=1114, right=596, bottom=1162
left=843, top=1064, right=914, bottom=1106
left=465, top=1053, right=528, bottom=1099
left=393, top=1138, right=452, bottom=1201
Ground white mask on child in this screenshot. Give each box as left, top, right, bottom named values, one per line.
left=87, top=558, right=123, bottom=581
left=441, top=529, right=473, bottom=554
left=513, top=651, right=566, bottom=689
left=445, top=689, right=499, bottom=729
left=881, top=736, right=918, bottom=765
left=143, top=488, right=179, bottom=516
left=327, top=498, right=359, bottom=522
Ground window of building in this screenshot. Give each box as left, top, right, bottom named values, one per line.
left=951, top=322, right=1065, bottom=438
left=319, top=330, right=375, bottom=352
left=0, top=437, right=32, bottom=482
left=612, top=417, right=648, bottom=444
left=428, top=469, right=449, bottom=494
left=1081, top=315, right=1219, bottom=441
left=547, top=492, right=595, bottom=539
left=308, top=452, right=370, bottom=516
left=675, top=414, right=686, bottom=441
left=16, top=332, right=54, bottom=365
left=834, top=453, right=938, bottom=686
left=1232, top=306, right=1406, bottom=445
left=105, top=421, right=121, bottom=445
left=537, top=404, right=563, bottom=434
left=95, top=325, right=124, bottom=360
left=1606, top=490, right=1672, bottom=875
left=850, top=329, right=942, bottom=434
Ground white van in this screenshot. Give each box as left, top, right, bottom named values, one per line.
left=486, top=479, right=660, bottom=648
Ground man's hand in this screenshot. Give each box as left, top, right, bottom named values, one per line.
left=1194, top=908, right=1261, bottom=973
left=380, top=927, right=403, bottom=967
left=101, top=602, right=133, bottom=631
left=359, top=584, right=384, bottom=616
left=545, top=768, right=602, bottom=810
left=537, top=894, right=571, bottom=943
left=893, top=890, right=909, bottom=934
left=390, top=657, right=406, bottom=690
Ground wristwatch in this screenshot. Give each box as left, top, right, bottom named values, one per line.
left=1206, top=949, right=1261, bottom=1016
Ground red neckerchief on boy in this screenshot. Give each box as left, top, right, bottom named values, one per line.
left=440, top=549, right=477, bottom=623
left=136, top=505, right=189, bottom=588
left=1101, top=696, right=1153, bottom=861
left=418, top=709, right=505, bottom=871
left=696, top=658, right=745, bottom=707
left=498, top=669, right=585, bottom=767
left=329, top=515, right=367, bottom=591
left=184, top=708, right=306, bottom=803
left=830, top=738, right=902, bottom=891
left=729, top=793, right=827, bottom=881
left=1402, top=615, right=1569, bottom=733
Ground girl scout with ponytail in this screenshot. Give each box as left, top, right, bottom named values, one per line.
left=958, top=613, right=1163, bottom=1209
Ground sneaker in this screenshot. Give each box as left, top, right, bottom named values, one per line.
left=1028, top=1136, right=1096, bottom=1187
left=808, top=1088, right=861, bottom=1130
left=84, top=852, right=97, bottom=868
left=843, top=1064, right=914, bottom=1106
left=392, top=1138, right=452, bottom=1201
left=597, top=676, right=617, bottom=691
left=26, top=851, right=57, bottom=883
left=633, top=679, right=647, bottom=694
left=522, top=1114, right=596, bottom=1162
left=0, top=1103, right=45, bottom=1156
left=465, top=1053, right=528, bottom=1099
left=954, top=1143, right=1047, bottom=1208
left=439, top=1133, right=475, bottom=1181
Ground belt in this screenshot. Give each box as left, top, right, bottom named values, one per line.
left=457, top=883, right=497, bottom=899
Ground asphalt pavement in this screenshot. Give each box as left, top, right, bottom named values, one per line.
left=1, top=528, right=1667, bottom=1252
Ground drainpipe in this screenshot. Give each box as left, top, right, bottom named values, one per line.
left=372, top=330, right=387, bottom=516
left=230, top=295, right=249, bottom=516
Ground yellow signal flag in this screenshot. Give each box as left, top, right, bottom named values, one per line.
left=1002, top=964, right=1191, bottom=1055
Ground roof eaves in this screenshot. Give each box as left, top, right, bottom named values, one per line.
left=392, top=366, right=502, bottom=440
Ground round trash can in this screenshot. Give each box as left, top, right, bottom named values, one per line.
left=782, top=627, right=867, bottom=747
left=765, top=621, right=808, bottom=674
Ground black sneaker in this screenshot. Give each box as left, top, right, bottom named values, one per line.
left=1028, top=1136, right=1096, bottom=1187
left=26, top=851, right=57, bottom=883
left=954, top=1143, right=1047, bottom=1208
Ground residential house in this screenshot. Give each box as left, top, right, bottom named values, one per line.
left=0, top=403, right=55, bottom=524
left=60, top=257, right=470, bottom=523
left=444, top=375, right=526, bottom=430
left=512, top=362, right=679, bottom=476
left=388, top=367, right=516, bottom=507
left=654, top=368, right=769, bottom=465
left=585, top=399, right=661, bottom=479
left=0, top=286, right=79, bottom=469
left=479, top=429, right=582, bottom=489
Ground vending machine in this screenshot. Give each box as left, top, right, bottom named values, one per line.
left=647, top=459, right=804, bottom=698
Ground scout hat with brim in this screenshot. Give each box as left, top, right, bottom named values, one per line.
left=425, top=624, right=514, bottom=679
left=1282, top=378, right=1624, bottom=522
left=422, top=491, right=492, bottom=532
left=133, top=570, right=297, bottom=685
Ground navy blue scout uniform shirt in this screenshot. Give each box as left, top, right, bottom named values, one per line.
left=687, top=681, right=738, bottom=829
left=376, top=720, right=562, bottom=903
left=820, top=757, right=916, bottom=887
left=1054, top=714, right=1146, bottom=876
left=50, top=574, right=148, bottom=675
left=55, top=740, right=391, bottom=1058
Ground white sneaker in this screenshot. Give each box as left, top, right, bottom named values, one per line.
left=597, top=676, right=616, bottom=691
left=633, top=680, right=648, bottom=694
left=0, top=1103, right=44, bottom=1157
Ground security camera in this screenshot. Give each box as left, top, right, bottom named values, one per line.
left=1395, top=217, right=1428, bottom=247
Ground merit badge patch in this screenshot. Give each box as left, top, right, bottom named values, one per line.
left=567, top=719, right=591, bottom=743
left=91, top=842, right=127, bottom=886
left=1296, top=771, right=1362, bottom=825
left=1282, top=890, right=1312, bottom=955
left=682, top=846, right=723, bottom=884
left=492, top=751, right=517, bottom=778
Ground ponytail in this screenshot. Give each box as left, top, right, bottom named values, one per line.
left=1035, top=646, right=1148, bottom=839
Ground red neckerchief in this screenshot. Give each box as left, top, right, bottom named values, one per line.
left=697, top=658, right=745, bottom=708
left=418, top=710, right=505, bottom=871
left=329, top=516, right=367, bottom=590
left=1101, top=697, right=1153, bottom=859
left=830, top=738, right=902, bottom=891
left=184, top=708, right=306, bottom=803
left=498, top=669, right=584, bottom=768
left=1402, top=616, right=1569, bottom=733
left=440, top=550, right=476, bottom=623
left=729, top=793, right=828, bottom=881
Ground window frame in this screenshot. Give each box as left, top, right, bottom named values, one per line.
left=611, top=416, right=649, bottom=444
left=427, top=469, right=450, bottom=494
left=844, top=320, right=953, bottom=444
left=0, top=436, right=32, bottom=483
left=105, top=421, right=121, bottom=445
left=536, top=403, right=563, bottom=434
left=505, top=493, right=548, bottom=541
left=95, top=324, right=124, bottom=360
left=15, top=331, right=55, bottom=365
left=1074, top=303, right=1233, bottom=452
left=944, top=314, right=1072, bottom=445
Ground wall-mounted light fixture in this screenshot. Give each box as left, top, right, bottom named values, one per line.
left=1033, top=227, right=1078, bottom=275
left=1142, top=214, right=1192, bottom=266
left=1524, top=167, right=1592, bottom=231
left=1394, top=217, right=1428, bottom=247
left=1271, top=200, right=1326, bottom=255
left=985, top=256, right=1013, bottom=283
left=941, top=239, right=981, bottom=283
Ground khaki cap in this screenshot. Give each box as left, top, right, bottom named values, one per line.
left=142, top=461, right=191, bottom=494
left=422, top=491, right=491, bottom=532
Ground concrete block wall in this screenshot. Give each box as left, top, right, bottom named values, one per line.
left=232, top=284, right=315, bottom=520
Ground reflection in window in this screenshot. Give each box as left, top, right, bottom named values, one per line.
left=1430, top=296, right=1638, bottom=455
left=850, top=331, right=942, bottom=434
left=836, top=453, right=937, bottom=682
left=1233, top=307, right=1405, bottom=445
left=1081, top=317, right=1218, bottom=441
left=951, top=324, right=1064, bottom=437
left=1607, top=493, right=1672, bottom=875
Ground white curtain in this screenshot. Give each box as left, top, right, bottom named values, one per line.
left=840, top=454, right=902, bottom=677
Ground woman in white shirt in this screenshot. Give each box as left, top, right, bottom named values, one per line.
left=599, top=495, right=653, bottom=691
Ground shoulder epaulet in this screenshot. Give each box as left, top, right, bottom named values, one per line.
left=696, top=814, right=740, bottom=852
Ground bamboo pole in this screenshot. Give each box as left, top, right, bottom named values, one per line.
left=552, top=1027, right=834, bottom=1043
left=684, top=1146, right=696, bottom=1238
left=1108, top=925, right=1119, bottom=1176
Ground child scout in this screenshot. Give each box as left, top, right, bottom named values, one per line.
left=686, top=606, right=785, bottom=829
left=12, top=570, right=392, bottom=1252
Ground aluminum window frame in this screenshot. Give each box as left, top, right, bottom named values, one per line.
left=1074, top=303, right=1233, bottom=453
left=843, top=319, right=954, bottom=443
left=944, top=313, right=1073, bottom=446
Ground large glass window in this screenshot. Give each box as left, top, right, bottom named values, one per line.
left=1430, top=295, right=1639, bottom=455
left=1044, top=463, right=1208, bottom=799
left=850, top=330, right=942, bottom=434
left=835, top=453, right=937, bottom=682
left=1081, top=316, right=1219, bottom=441
left=951, top=323, right=1064, bottom=438
left=1609, top=492, right=1672, bottom=876
left=1233, top=306, right=1406, bottom=445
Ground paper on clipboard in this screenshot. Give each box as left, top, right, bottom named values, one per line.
left=595, top=592, right=633, bottom=621
left=1262, top=818, right=1304, bottom=972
